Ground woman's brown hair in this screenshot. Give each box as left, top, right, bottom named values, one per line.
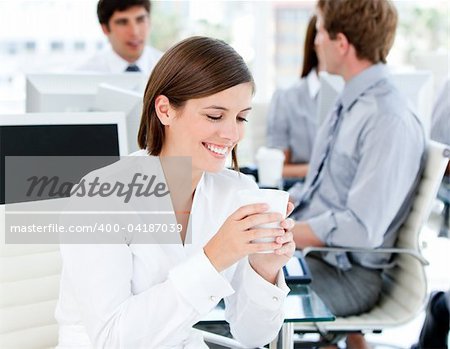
left=301, top=15, right=319, bottom=78
left=138, top=36, right=255, bottom=170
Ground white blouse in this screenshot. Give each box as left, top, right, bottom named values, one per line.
left=55, top=153, right=289, bottom=348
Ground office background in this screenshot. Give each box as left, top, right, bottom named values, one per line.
left=0, top=0, right=449, bottom=114
left=0, top=1, right=449, bottom=347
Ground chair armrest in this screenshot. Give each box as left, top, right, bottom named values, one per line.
left=302, top=246, right=429, bottom=266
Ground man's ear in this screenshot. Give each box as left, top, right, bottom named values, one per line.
left=155, top=95, right=176, bottom=126
left=335, top=32, right=350, bottom=55
left=101, top=23, right=110, bottom=36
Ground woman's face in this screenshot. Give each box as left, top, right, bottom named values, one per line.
left=161, top=82, right=253, bottom=174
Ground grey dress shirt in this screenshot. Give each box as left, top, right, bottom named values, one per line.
left=266, top=70, right=320, bottom=164
left=293, top=64, right=426, bottom=269
left=431, top=79, right=450, bottom=146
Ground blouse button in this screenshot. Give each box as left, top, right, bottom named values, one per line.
left=210, top=296, right=218, bottom=302
left=272, top=296, right=279, bottom=302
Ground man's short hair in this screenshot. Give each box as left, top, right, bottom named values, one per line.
left=317, top=0, right=398, bottom=64
left=97, top=0, right=151, bottom=26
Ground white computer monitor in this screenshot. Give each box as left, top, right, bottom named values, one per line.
left=317, top=70, right=433, bottom=135
left=0, top=112, right=128, bottom=204
left=26, top=73, right=146, bottom=113
left=94, top=83, right=143, bottom=153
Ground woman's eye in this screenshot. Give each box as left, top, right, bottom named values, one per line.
left=237, top=116, right=248, bottom=123
left=206, top=115, right=222, bottom=121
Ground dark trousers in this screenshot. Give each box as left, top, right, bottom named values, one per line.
left=413, top=291, right=450, bottom=349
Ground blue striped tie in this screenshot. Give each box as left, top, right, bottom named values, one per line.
left=291, top=101, right=343, bottom=215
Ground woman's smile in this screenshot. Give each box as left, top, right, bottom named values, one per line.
left=202, top=142, right=231, bottom=158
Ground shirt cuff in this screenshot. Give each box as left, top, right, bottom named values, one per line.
left=168, top=250, right=235, bottom=315
left=288, top=182, right=304, bottom=206
left=305, top=210, right=336, bottom=244
left=242, top=261, right=290, bottom=311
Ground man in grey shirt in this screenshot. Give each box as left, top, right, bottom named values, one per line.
left=291, top=1, right=425, bottom=348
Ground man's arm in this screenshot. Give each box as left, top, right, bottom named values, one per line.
left=294, top=115, right=425, bottom=250
left=282, top=149, right=309, bottom=178
left=292, top=221, right=325, bottom=249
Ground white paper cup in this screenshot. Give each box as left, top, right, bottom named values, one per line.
left=255, top=147, right=285, bottom=188
left=237, top=188, right=289, bottom=253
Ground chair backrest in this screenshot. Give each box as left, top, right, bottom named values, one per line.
left=378, top=140, right=448, bottom=326
left=0, top=205, right=61, bottom=349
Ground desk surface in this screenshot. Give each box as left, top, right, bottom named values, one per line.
left=200, top=283, right=335, bottom=324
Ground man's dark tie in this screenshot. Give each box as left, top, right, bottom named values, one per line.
left=125, top=64, right=141, bottom=72
left=291, top=101, right=344, bottom=216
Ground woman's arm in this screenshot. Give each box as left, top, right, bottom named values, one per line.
left=224, top=258, right=289, bottom=348
left=222, top=204, right=295, bottom=347
left=59, top=244, right=235, bottom=348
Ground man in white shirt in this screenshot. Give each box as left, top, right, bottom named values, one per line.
left=78, top=0, right=162, bottom=75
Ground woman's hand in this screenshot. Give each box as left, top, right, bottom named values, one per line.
left=248, top=202, right=296, bottom=284
left=203, top=203, right=287, bottom=272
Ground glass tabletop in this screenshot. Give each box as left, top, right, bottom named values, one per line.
left=199, top=283, right=334, bottom=324
left=284, top=283, right=334, bottom=323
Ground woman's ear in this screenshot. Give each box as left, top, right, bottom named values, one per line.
left=155, top=95, right=176, bottom=126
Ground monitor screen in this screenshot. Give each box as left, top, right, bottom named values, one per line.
left=0, top=112, right=128, bottom=204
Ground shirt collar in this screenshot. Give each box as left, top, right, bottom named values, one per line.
left=306, top=68, right=320, bottom=99
left=134, top=47, right=150, bottom=72
left=341, top=63, right=389, bottom=111
left=106, top=46, right=147, bottom=73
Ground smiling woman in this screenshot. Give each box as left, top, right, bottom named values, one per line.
left=153, top=82, right=252, bottom=175
left=56, top=36, right=296, bottom=349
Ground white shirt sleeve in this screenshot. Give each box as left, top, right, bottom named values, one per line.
left=224, top=258, right=290, bottom=347
left=60, top=244, right=235, bottom=348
